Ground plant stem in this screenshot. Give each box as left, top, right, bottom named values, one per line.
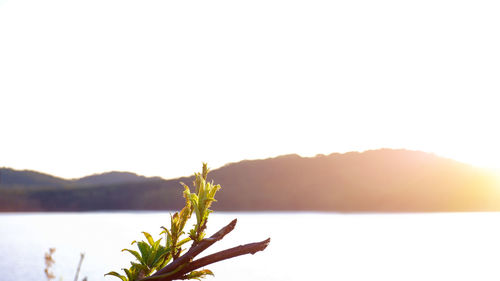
left=174, top=238, right=271, bottom=280
left=74, top=253, right=85, bottom=281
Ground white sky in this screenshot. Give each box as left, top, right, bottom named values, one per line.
left=1, top=0, right=499, bottom=179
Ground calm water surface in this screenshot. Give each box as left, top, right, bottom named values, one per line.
left=2, top=212, right=500, bottom=281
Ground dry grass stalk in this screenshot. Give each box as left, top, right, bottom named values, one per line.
left=44, top=248, right=56, bottom=281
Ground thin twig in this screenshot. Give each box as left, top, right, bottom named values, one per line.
left=74, top=253, right=85, bottom=281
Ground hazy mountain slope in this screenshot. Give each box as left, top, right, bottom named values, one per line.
left=0, top=168, right=160, bottom=188
left=73, top=171, right=161, bottom=186
left=207, top=149, right=500, bottom=212
left=1, top=149, right=499, bottom=212
left=25, top=179, right=182, bottom=211
left=0, top=168, right=68, bottom=188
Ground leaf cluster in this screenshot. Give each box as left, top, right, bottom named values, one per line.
left=183, top=164, right=221, bottom=244
left=106, top=163, right=220, bottom=281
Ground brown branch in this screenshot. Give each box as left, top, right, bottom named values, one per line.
left=145, top=219, right=237, bottom=279
left=175, top=238, right=271, bottom=280
left=151, top=238, right=271, bottom=281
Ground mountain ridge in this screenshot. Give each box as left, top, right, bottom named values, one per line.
left=0, top=168, right=162, bottom=187
left=0, top=149, right=474, bottom=184
left=1, top=149, right=499, bottom=212
left=73, top=171, right=162, bottom=186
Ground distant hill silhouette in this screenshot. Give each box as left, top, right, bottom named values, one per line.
left=1, top=149, right=499, bottom=212
left=0, top=168, right=160, bottom=187
left=73, top=171, right=161, bottom=186
left=0, top=168, right=68, bottom=188
left=208, top=149, right=500, bottom=212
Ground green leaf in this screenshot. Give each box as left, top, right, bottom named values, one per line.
left=177, top=237, right=191, bottom=247
left=130, top=262, right=149, bottom=274
left=121, top=249, right=143, bottom=263
left=200, top=269, right=214, bottom=276
left=160, top=226, right=172, bottom=239
left=189, top=229, right=196, bottom=239
left=142, top=232, right=155, bottom=246
left=156, top=252, right=172, bottom=268
left=153, top=237, right=162, bottom=250
left=183, top=269, right=214, bottom=280
left=202, top=163, right=209, bottom=180
left=124, top=268, right=135, bottom=280
left=137, top=241, right=151, bottom=265
left=146, top=249, right=156, bottom=266
left=151, top=247, right=170, bottom=268
left=105, top=271, right=128, bottom=281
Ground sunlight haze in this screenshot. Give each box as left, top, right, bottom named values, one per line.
left=1, top=0, right=499, bottom=179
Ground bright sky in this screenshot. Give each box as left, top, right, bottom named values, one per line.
left=1, top=0, right=499, bottom=179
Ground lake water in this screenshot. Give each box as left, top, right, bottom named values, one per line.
left=2, top=212, right=500, bottom=281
